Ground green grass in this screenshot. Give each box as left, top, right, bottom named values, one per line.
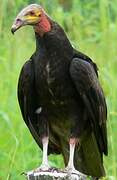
left=0, top=0, right=117, bottom=179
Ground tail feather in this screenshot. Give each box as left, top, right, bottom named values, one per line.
left=62, top=131, right=105, bottom=178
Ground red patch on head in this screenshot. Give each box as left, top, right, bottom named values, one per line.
left=34, top=13, right=51, bottom=36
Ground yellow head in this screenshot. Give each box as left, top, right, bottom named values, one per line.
left=11, top=4, right=51, bottom=35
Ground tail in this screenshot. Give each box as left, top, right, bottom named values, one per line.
left=75, top=132, right=105, bottom=177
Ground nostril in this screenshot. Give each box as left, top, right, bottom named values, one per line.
left=16, top=18, right=22, bottom=24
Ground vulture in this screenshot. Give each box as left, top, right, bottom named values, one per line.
left=11, top=4, right=108, bottom=178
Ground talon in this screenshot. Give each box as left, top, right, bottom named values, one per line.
left=48, top=167, right=59, bottom=172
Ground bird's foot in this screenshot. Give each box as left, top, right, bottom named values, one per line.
left=64, top=166, right=86, bottom=177
left=33, top=164, right=59, bottom=173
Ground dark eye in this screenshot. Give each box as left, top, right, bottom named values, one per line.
left=29, top=11, right=35, bottom=16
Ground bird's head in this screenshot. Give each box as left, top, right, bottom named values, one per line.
left=11, top=4, right=51, bottom=36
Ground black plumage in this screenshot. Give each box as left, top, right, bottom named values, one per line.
left=12, top=5, right=107, bottom=178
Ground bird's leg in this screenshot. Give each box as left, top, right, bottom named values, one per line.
left=41, top=136, right=50, bottom=169
left=66, top=138, right=76, bottom=170
left=64, top=138, right=85, bottom=177
left=64, top=138, right=77, bottom=172
left=34, top=136, right=50, bottom=172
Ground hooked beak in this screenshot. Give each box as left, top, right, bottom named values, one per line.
left=11, top=18, right=24, bottom=34
left=11, top=4, right=43, bottom=35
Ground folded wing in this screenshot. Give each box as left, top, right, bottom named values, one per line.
left=70, top=58, right=107, bottom=156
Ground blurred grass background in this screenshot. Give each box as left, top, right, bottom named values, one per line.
left=0, top=0, right=117, bottom=179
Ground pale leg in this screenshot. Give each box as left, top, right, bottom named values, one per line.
left=34, top=136, right=50, bottom=172
left=65, top=138, right=85, bottom=177
left=66, top=140, right=76, bottom=171
left=41, top=136, right=50, bottom=169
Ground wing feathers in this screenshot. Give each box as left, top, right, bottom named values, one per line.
left=70, top=58, right=108, bottom=155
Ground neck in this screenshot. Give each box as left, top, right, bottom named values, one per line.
left=35, top=22, right=73, bottom=60
left=34, top=15, right=51, bottom=37
left=35, top=33, right=45, bottom=51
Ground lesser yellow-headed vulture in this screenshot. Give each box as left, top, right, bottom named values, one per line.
left=11, top=4, right=108, bottom=179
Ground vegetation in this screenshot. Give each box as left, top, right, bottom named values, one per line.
left=0, top=0, right=117, bottom=179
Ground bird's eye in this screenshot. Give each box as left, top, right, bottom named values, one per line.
left=29, top=11, right=35, bottom=16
